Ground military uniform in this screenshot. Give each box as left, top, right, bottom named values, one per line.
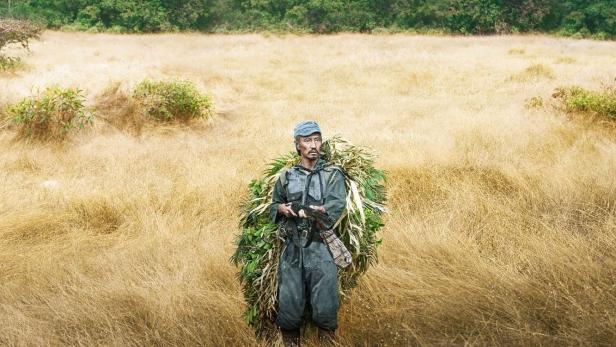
left=269, top=159, right=347, bottom=334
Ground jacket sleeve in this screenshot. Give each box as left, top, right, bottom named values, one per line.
left=322, top=169, right=347, bottom=230
left=269, top=174, right=286, bottom=225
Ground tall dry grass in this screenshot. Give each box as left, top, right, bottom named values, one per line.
left=1, top=32, right=615, bottom=346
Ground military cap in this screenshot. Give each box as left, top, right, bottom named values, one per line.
left=293, top=120, right=321, bottom=138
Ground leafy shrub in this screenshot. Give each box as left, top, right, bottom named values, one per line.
left=0, top=19, right=42, bottom=71
left=445, top=0, right=504, bottom=34
left=8, top=86, right=94, bottom=140
left=133, top=80, right=213, bottom=122
left=559, top=2, right=616, bottom=38
left=552, top=84, right=616, bottom=120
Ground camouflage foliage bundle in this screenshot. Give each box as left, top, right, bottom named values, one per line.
left=232, top=136, right=386, bottom=334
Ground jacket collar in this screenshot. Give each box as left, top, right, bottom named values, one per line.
left=295, top=158, right=327, bottom=174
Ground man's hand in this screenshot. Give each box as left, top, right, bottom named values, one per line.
left=277, top=203, right=297, bottom=217
left=299, top=205, right=326, bottom=219
left=309, top=205, right=326, bottom=213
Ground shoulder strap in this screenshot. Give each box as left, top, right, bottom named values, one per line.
left=278, top=168, right=289, bottom=194
left=322, top=164, right=345, bottom=185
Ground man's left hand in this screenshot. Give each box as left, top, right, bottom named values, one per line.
left=298, top=205, right=326, bottom=219
left=309, top=205, right=326, bottom=213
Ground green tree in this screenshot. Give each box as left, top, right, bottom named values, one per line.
left=4, top=0, right=615, bottom=37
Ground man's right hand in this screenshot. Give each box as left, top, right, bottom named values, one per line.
left=277, top=203, right=298, bottom=217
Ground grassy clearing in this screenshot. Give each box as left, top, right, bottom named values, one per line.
left=0, top=32, right=615, bottom=346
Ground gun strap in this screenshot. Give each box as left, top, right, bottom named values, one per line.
left=302, top=170, right=324, bottom=248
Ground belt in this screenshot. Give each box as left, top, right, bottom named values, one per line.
left=294, top=227, right=323, bottom=244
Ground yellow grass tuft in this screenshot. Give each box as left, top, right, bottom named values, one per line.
left=94, top=82, right=145, bottom=134
left=509, top=63, right=555, bottom=82
left=525, top=95, right=544, bottom=108
left=508, top=47, right=526, bottom=55
left=554, top=56, right=577, bottom=64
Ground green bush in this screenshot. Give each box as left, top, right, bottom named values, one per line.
left=559, top=2, right=616, bottom=38
left=553, top=85, right=616, bottom=120
left=8, top=86, right=94, bottom=140
left=445, top=0, right=504, bottom=34
left=0, top=19, right=43, bottom=71
left=133, top=80, right=213, bottom=122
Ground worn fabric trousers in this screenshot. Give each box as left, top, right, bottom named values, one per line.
left=276, top=238, right=339, bottom=331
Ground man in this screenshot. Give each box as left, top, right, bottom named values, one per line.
left=269, top=120, right=347, bottom=346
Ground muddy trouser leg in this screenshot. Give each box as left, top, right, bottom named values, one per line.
left=276, top=240, right=305, bottom=332
left=306, top=242, right=339, bottom=331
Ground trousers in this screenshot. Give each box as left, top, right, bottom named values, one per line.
left=276, top=238, right=339, bottom=331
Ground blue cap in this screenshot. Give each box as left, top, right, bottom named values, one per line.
left=293, top=120, right=321, bottom=138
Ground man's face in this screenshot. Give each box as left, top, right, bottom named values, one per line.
left=297, top=133, right=322, bottom=160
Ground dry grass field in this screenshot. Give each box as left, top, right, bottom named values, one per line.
left=1, top=32, right=615, bottom=346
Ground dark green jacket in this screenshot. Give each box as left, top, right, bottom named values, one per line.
left=270, top=159, right=346, bottom=231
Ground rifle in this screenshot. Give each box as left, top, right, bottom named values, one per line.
left=289, top=202, right=334, bottom=231
left=288, top=202, right=352, bottom=268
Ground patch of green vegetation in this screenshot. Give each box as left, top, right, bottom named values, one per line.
left=133, top=80, right=213, bottom=122
left=8, top=86, right=94, bottom=140
left=553, top=85, right=616, bottom=120
left=0, top=56, right=25, bottom=71
left=5, top=1, right=615, bottom=38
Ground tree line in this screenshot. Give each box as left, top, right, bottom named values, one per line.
left=0, top=0, right=614, bottom=38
